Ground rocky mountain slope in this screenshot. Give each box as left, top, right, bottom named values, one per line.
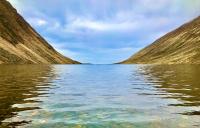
left=121, top=16, right=200, bottom=64
left=0, top=0, right=80, bottom=64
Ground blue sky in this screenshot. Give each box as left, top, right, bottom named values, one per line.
left=9, top=0, right=200, bottom=64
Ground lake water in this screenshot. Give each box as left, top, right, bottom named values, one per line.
left=0, top=65, right=200, bottom=128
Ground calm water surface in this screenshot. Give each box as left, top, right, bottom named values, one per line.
left=0, top=65, right=200, bottom=128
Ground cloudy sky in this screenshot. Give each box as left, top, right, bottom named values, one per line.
left=9, top=0, right=200, bottom=64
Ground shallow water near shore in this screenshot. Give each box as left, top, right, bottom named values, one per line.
left=0, top=65, right=200, bottom=128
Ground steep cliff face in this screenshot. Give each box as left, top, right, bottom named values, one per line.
left=0, top=0, right=80, bottom=64
left=121, top=16, right=200, bottom=64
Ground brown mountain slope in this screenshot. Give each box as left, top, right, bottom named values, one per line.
left=120, top=16, right=200, bottom=64
left=0, top=0, right=80, bottom=64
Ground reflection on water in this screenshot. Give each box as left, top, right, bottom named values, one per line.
left=0, top=65, right=55, bottom=127
left=138, top=65, right=200, bottom=114
left=0, top=65, right=200, bottom=127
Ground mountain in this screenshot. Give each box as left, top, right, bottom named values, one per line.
left=0, top=0, right=80, bottom=64
left=120, top=16, right=200, bottom=64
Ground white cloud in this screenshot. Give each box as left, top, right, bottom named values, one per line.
left=8, top=0, right=200, bottom=63
left=64, top=17, right=139, bottom=32
left=27, top=18, right=48, bottom=27
left=37, top=20, right=47, bottom=26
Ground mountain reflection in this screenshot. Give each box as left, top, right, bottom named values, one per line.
left=0, top=65, right=55, bottom=127
left=138, top=65, right=200, bottom=115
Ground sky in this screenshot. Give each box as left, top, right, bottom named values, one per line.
left=9, top=0, right=200, bottom=64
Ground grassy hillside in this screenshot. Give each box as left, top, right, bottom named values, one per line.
left=121, top=16, right=200, bottom=64
left=0, top=0, right=80, bottom=64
